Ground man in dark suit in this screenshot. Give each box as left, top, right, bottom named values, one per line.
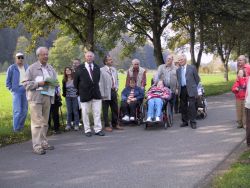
left=74, top=51, right=105, bottom=137
left=176, top=54, right=200, bottom=129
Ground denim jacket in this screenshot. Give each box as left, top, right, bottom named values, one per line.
left=6, top=63, right=29, bottom=92
left=121, top=86, right=144, bottom=101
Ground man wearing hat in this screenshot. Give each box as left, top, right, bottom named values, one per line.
left=6, top=52, right=29, bottom=131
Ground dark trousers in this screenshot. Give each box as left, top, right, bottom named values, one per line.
left=246, top=108, right=250, bottom=146
left=48, top=103, right=60, bottom=131
left=173, top=94, right=180, bottom=113
left=180, top=86, right=197, bottom=124
left=121, top=101, right=138, bottom=117
left=102, top=89, right=118, bottom=127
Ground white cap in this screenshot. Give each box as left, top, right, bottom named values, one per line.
left=16, top=52, right=24, bottom=57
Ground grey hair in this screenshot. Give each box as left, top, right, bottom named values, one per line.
left=132, top=58, right=140, bottom=64
left=36, top=47, right=48, bottom=56
left=178, top=54, right=187, bottom=61
left=85, top=51, right=95, bottom=58
left=238, top=55, right=247, bottom=63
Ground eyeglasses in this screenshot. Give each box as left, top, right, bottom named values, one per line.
left=17, top=56, right=24, bottom=60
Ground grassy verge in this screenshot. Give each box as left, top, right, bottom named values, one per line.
left=212, top=150, right=250, bottom=188
left=0, top=72, right=236, bottom=147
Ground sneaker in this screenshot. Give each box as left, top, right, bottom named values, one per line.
left=74, top=126, right=79, bottom=131
left=33, top=148, right=46, bottom=155
left=146, top=117, right=152, bottom=122
left=155, top=117, right=161, bottom=122
left=122, top=115, right=129, bottom=121
left=130, top=117, right=135, bottom=121
left=65, top=125, right=71, bottom=131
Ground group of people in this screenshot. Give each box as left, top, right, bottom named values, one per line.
left=6, top=46, right=250, bottom=155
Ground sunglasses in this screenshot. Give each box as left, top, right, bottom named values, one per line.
left=17, top=56, right=24, bottom=59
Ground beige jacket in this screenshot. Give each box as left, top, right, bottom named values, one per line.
left=99, top=65, right=119, bottom=100
left=24, top=61, right=57, bottom=104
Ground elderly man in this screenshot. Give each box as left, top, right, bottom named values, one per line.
left=177, top=54, right=200, bottom=129
left=100, top=54, right=123, bottom=132
left=74, top=51, right=105, bottom=137
left=125, top=59, right=146, bottom=89
left=6, top=52, right=29, bottom=132
left=24, top=47, right=57, bottom=155
left=156, top=54, right=178, bottom=111
left=237, top=55, right=250, bottom=76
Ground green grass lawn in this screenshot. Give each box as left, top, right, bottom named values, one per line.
left=212, top=150, right=250, bottom=188
left=0, top=72, right=236, bottom=146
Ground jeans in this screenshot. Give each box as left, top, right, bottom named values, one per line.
left=66, top=97, right=79, bottom=127
left=12, top=86, right=28, bottom=131
left=147, top=98, right=163, bottom=118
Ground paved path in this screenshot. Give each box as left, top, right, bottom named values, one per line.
left=0, top=93, right=246, bottom=188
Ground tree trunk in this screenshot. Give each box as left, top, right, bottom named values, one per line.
left=86, top=2, right=95, bottom=52
left=152, top=32, right=164, bottom=66
left=189, top=13, right=196, bottom=67
left=223, top=62, right=229, bottom=81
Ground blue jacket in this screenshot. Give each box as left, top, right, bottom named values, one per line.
left=6, top=63, right=29, bottom=92
left=121, top=86, right=144, bottom=101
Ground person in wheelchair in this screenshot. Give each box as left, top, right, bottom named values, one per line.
left=121, top=79, right=144, bottom=121
left=146, top=80, right=171, bottom=122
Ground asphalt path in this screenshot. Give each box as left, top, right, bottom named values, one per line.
left=0, top=92, right=246, bottom=188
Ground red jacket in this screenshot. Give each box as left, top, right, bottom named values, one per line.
left=232, top=77, right=248, bottom=100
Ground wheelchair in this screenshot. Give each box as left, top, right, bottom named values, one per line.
left=118, top=99, right=144, bottom=126
left=142, top=97, right=173, bottom=130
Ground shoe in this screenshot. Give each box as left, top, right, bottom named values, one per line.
left=33, top=148, right=46, bottom=155
left=237, top=124, right=243, bottom=128
left=113, top=125, right=124, bottom=130
left=74, top=126, right=79, bottom=131
left=95, top=131, right=105, bottom=136
left=85, top=132, right=92, bottom=137
left=130, top=117, right=135, bottom=121
left=180, top=123, right=188, bottom=127
left=155, top=117, right=161, bottom=122
left=122, top=115, right=129, bottom=121
left=65, top=125, right=71, bottom=131
left=52, top=130, right=61, bottom=134
left=42, top=145, right=55, bottom=150
left=146, top=117, right=152, bottom=122
left=191, top=122, right=197, bottom=129
left=105, top=127, right=113, bottom=132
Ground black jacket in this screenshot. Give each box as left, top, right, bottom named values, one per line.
left=73, top=63, right=102, bottom=102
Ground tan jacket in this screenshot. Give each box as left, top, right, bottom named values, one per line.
left=24, top=61, right=57, bottom=104
left=99, top=65, right=119, bottom=100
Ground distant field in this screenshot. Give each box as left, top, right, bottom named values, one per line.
left=0, top=72, right=235, bottom=146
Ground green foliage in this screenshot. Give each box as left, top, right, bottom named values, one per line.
left=48, top=36, right=81, bottom=73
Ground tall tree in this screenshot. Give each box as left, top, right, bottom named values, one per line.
left=1, top=0, right=123, bottom=53
left=48, top=36, right=82, bottom=73
left=118, top=0, right=179, bottom=66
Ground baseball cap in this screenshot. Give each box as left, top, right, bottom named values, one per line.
left=16, top=52, right=24, bottom=57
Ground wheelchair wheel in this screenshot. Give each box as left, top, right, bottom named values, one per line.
left=166, top=102, right=173, bottom=127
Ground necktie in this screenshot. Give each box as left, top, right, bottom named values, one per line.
left=109, top=67, right=115, bottom=88
left=89, top=63, right=93, bottom=79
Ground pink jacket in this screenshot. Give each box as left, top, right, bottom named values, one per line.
left=146, top=86, right=171, bottom=100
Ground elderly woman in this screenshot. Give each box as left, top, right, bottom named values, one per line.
left=146, top=80, right=171, bottom=122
